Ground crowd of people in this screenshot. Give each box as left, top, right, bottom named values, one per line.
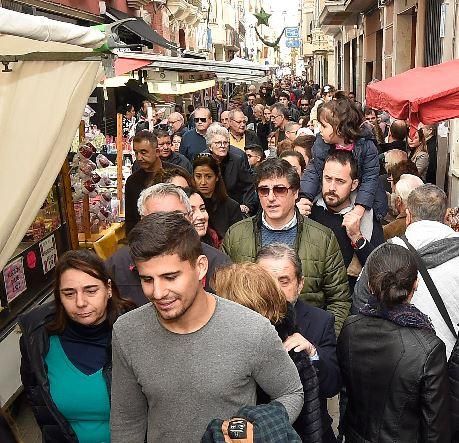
left=10, top=76, right=459, bottom=443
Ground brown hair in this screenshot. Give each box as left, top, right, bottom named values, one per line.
left=292, top=135, right=314, bottom=160
left=162, top=166, right=195, bottom=187
left=47, top=250, right=136, bottom=334
left=390, top=160, right=419, bottom=185
left=317, top=98, right=363, bottom=144
left=212, top=263, right=287, bottom=324
left=276, top=139, right=293, bottom=156
left=279, top=150, right=306, bottom=174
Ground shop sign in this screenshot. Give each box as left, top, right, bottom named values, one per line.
left=40, top=235, right=58, bottom=274
left=4, top=257, right=27, bottom=303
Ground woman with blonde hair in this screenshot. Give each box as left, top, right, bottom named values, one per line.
left=213, top=262, right=322, bottom=442
left=407, top=128, right=429, bottom=181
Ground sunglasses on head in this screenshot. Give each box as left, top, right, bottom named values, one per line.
left=257, top=185, right=292, bottom=197
left=195, top=117, right=208, bottom=123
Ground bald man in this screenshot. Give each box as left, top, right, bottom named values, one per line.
left=168, top=112, right=186, bottom=136
left=220, top=110, right=230, bottom=129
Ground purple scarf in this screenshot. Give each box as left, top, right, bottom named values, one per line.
left=360, top=296, right=435, bottom=333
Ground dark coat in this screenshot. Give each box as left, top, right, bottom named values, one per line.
left=203, top=147, right=258, bottom=213
left=204, top=196, right=243, bottom=239
left=337, top=314, right=451, bottom=442
left=259, top=304, right=322, bottom=442
left=301, top=130, right=388, bottom=221
left=449, top=336, right=459, bottom=442
left=295, top=300, right=341, bottom=440
left=240, top=129, right=261, bottom=148
left=18, top=303, right=112, bottom=443
left=106, top=243, right=231, bottom=305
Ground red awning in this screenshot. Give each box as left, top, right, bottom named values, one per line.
left=114, top=56, right=151, bottom=76
left=366, top=59, right=459, bottom=132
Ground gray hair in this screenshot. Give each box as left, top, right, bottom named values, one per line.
left=137, top=183, right=191, bottom=217
left=407, top=184, right=447, bottom=223
left=256, top=243, right=302, bottom=281
left=229, top=109, right=247, bottom=121
left=285, top=121, right=300, bottom=132
left=395, top=174, right=424, bottom=203
left=168, top=112, right=184, bottom=124
left=205, top=122, right=230, bottom=147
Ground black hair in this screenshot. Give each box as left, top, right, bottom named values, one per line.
left=389, top=120, right=408, bottom=141
left=193, top=154, right=229, bottom=203
left=154, top=129, right=171, bottom=140
left=245, top=144, right=265, bottom=159
left=279, top=150, right=307, bottom=174
left=122, top=103, right=135, bottom=115
left=129, top=212, right=203, bottom=264
left=47, top=250, right=136, bottom=334
left=317, top=98, right=362, bottom=144
left=132, top=130, right=158, bottom=148
left=364, top=107, right=377, bottom=117
left=279, top=91, right=290, bottom=100
left=254, top=158, right=300, bottom=190
left=325, top=150, right=359, bottom=180
left=367, top=243, right=418, bottom=309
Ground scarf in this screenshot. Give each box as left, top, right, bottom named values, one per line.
left=360, top=295, right=435, bottom=332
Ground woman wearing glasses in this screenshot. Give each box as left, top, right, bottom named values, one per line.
left=203, top=123, right=258, bottom=215
left=193, top=153, right=243, bottom=241
left=19, top=250, right=135, bottom=443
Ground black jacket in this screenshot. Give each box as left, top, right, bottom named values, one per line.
left=18, top=303, right=113, bottom=443
left=203, top=147, right=258, bottom=213
left=106, top=243, right=231, bottom=304
left=242, top=129, right=261, bottom=147
left=204, top=195, right=243, bottom=239
left=338, top=314, right=451, bottom=442
left=450, top=336, right=459, bottom=442
left=295, top=300, right=341, bottom=440
left=258, top=304, right=322, bottom=442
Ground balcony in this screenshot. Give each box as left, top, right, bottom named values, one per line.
left=319, top=0, right=377, bottom=29
left=168, top=0, right=199, bottom=22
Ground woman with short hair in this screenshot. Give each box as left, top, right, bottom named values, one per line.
left=19, top=250, right=136, bottom=443
left=337, top=243, right=450, bottom=442
left=204, top=123, right=257, bottom=215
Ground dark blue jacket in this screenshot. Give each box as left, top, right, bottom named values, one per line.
left=179, top=128, right=207, bottom=161
left=300, top=130, right=388, bottom=220
left=295, top=299, right=341, bottom=439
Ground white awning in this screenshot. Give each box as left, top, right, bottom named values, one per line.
left=0, top=8, right=106, bottom=48
left=115, top=51, right=270, bottom=82
left=0, top=35, right=102, bottom=271
left=147, top=79, right=215, bottom=95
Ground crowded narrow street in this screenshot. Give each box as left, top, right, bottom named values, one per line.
left=1, top=1, right=459, bottom=442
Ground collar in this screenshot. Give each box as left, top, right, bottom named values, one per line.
left=261, top=212, right=297, bottom=230
left=230, top=132, right=245, bottom=142
left=316, top=195, right=354, bottom=215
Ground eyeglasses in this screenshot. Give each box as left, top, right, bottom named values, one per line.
left=246, top=153, right=260, bottom=159
left=168, top=120, right=181, bottom=124
left=195, top=117, right=208, bottom=123
left=212, top=141, right=229, bottom=147
left=257, top=185, right=292, bottom=197
left=231, top=119, right=247, bottom=125
left=271, top=114, right=283, bottom=120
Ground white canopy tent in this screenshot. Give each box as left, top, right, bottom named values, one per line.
left=0, top=23, right=103, bottom=270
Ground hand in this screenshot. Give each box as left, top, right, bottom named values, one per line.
left=240, top=204, right=250, bottom=214
left=283, top=333, right=317, bottom=357
left=342, top=207, right=363, bottom=242
left=296, top=198, right=312, bottom=216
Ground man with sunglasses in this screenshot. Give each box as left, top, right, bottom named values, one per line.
left=223, top=158, right=350, bottom=335
left=228, top=109, right=260, bottom=151
left=180, top=107, right=213, bottom=161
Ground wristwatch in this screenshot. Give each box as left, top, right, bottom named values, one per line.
left=351, top=237, right=367, bottom=250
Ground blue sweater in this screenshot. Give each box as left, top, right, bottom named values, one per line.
left=261, top=223, right=297, bottom=248
left=179, top=129, right=207, bottom=161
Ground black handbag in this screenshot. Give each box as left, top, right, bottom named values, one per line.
left=400, top=234, right=458, bottom=339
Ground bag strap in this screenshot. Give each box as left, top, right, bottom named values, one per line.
left=400, top=234, right=458, bottom=338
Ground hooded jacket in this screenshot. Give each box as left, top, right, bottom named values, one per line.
left=300, top=130, right=388, bottom=220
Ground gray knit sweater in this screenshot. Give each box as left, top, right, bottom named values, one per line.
left=110, top=296, right=304, bottom=443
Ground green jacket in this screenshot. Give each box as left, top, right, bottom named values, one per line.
left=222, top=211, right=351, bottom=334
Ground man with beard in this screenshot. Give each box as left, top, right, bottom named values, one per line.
left=310, top=150, right=384, bottom=291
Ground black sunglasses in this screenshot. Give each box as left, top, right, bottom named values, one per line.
left=195, top=117, right=208, bottom=123
left=257, top=185, right=292, bottom=197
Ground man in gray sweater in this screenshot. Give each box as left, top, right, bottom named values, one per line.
left=111, top=212, right=304, bottom=442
